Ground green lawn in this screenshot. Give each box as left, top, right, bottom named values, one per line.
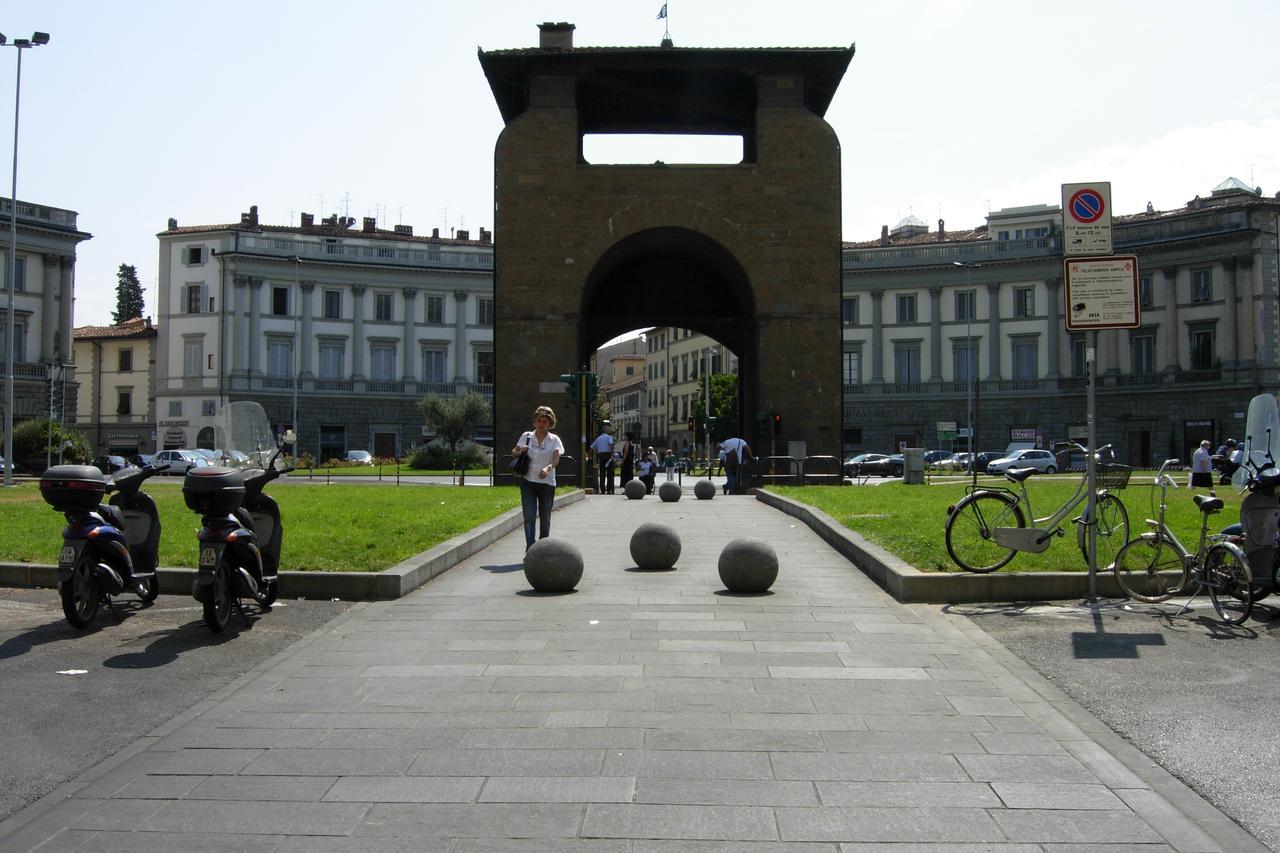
left=290, top=465, right=476, bottom=478
left=771, top=475, right=1242, bottom=573
left=0, top=481, right=532, bottom=573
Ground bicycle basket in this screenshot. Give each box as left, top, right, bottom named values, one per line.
left=1097, top=463, right=1132, bottom=490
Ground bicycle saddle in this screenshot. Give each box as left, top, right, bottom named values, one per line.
left=1004, top=467, right=1038, bottom=482
left=1193, top=494, right=1223, bottom=513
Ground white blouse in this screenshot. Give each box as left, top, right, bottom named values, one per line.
left=517, top=430, right=564, bottom=486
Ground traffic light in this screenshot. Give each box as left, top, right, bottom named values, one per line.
left=772, top=413, right=782, bottom=437
left=560, top=373, right=578, bottom=406
left=687, top=417, right=695, bottom=431
left=584, top=372, right=598, bottom=403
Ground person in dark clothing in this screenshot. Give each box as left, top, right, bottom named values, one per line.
left=619, top=432, right=635, bottom=490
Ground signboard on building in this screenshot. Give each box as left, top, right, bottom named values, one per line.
left=1061, top=181, right=1113, bottom=255
left=1064, top=255, right=1141, bottom=330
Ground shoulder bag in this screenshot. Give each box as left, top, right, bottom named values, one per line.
left=510, top=433, right=532, bottom=476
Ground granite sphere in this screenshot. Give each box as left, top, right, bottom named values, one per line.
left=693, top=479, right=716, bottom=500
left=717, top=538, right=779, bottom=594
left=624, top=479, right=647, bottom=500
left=523, top=539, right=584, bottom=592
left=658, top=481, right=682, bottom=502
left=629, top=522, right=682, bottom=570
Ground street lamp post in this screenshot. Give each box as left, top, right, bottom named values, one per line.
left=953, top=261, right=981, bottom=487
left=703, top=345, right=716, bottom=476
left=291, top=255, right=300, bottom=457
left=2, top=31, right=50, bottom=487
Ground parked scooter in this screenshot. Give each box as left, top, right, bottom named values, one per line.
left=39, top=461, right=168, bottom=628
left=183, top=401, right=291, bottom=633
left=1223, top=393, right=1280, bottom=601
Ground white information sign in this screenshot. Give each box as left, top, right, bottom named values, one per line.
left=1064, top=255, right=1141, bottom=330
left=1061, top=181, right=1113, bottom=256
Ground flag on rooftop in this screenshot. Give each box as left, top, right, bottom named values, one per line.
left=657, top=3, right=668, bottom=20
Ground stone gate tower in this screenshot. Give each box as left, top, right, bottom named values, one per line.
left=480, top=23, right=854, bottom=473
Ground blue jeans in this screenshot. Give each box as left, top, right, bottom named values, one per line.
left=520, top=479, right=555, bottom=548
left=725, top=466, right=739, bottom=494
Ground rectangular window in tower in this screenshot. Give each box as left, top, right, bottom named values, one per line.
left=426, top=295, right=444, bottom=324
left=1013, top=338, right=1039, bottom=381
left=319, top=341, right=344, bottom=379
left=423, top=349, right=446, bottom=383
left=116, top=389, right=132, bottom=416
left=1013, top=287, right=1034, bottom=318
left=477, top=297, right=494, bottom=326
left=183, top=339, right=203, bottom=377
left=323, top=289, right=341, bottom=319
left=272, top=286, right=289, bottom=316
left=184, top=246, right=205, bottom=265
left=842, top=297, right=859, bottom=325
left=1190, top=325, right=1215, bottom=370
left=955, top=290, right=976, bottom=322
left=893, top=342, right=920, bottom=383
left=1191, top=269, right=1212, bottom=303
left=168, top=400, right=182, bottom=417
left=267, top=339, right=293, bottom=378
left=186, top=285, right=202, bottom=314
left=476, top=350, right=495, bottom=385
left=896, top=294, right=917, bottom=324
left=374, top=293, right=393, bottom=321
left=1138, top=275, right=1152, bottom=308
left=842, top=350, right=862, bottom=385
left=118, top=348, right=133, bottom=373
left=954, top=341, right=978, bottom=383
left=1132, top=333, right=1154, bottom=375
left=202, top=400, right=216, bottom=416
left=370, top=344, right=396, bottom=382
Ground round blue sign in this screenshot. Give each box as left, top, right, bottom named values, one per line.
left=1069, top=189, right=1105, bottom=223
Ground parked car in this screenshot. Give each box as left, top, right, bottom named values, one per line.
left=152, top=449, right=209, bottom=475
left=923, top=450, right=952, bottom=469
left=844, top=453, right=904, bottom=478
left=345, top=450, right=375, bottom=465
left=935, top=452, right=971, bottom=472
left=985, top=448, right=1058, bottom=475
left=129, top=453, right=155, bottom=468
left=92, top=454, right=129, bottom=474
left=844, top=453, right=888, bottom=478
left=971, top=451, right=1004, bottom=474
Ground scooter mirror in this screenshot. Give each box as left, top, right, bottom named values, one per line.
left=282, top=429, right=296, bottom=446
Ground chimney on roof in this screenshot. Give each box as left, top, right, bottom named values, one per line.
left=362, top=216, right=377, bottom=233
left=455, top=229, right=470, bottom=241
left=300, top=212, right=314, bottom=227
left=879, top=225, right=889, bottom=247
left=240, top=205, right=259, bottom=227
left=431, top=227, right=440, bottom=238
left=340, top=216, right=356, bottom=229
left=167, top=217, right=177, bottom=230
left=479, top=227, right=492, bottom=244
left=937, top=219, right=946, bottom=242
left=394, top=224, right=413, bottom=236
left=538, top=21, right=575, bottom=49
left=322, top=214, right=337, bottom=227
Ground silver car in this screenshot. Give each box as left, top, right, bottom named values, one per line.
left=985, top=448, right=1058, bottom=475
left=152, top=449, right=208, bottom=475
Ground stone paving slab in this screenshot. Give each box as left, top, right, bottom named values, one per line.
left=0, top=491, right=1268, bottom=851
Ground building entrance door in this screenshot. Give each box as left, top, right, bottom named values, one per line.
left=373, top=432, right=397, bottom=459
left=1127, top=430, right=1150, bottom=468
left=1184, top=419, right=1214, bottom=464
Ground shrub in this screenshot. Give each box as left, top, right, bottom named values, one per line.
left=12, top=419, right=92, bottom=469
left=407, top=439, right=491, bottom=470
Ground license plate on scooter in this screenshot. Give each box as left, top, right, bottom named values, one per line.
left=200, top=547, right=217, bottom=568
left=59, top=546, right=75, bottom=567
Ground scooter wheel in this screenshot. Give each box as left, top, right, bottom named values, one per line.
left=135, top=575, right=160, bottom=604
left=60, top=556, right=101, bottom=629
left=203, top=560, right=233, bottom=633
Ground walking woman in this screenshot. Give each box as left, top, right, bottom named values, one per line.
left=619, top=431, right=635, bottom=490
left=512, top=405, right=564, bottom=550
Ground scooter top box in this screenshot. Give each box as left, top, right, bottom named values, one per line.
left=40, top=464, right=107, bottom=512
left=183, top=465, right=246, bottom=514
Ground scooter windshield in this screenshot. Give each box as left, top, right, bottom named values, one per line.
left=1233, top=393, right=1280, bottom=492
left=216, top=401, right=283, bottom=471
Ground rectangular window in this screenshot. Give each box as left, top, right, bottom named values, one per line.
left=1132, top=333, right=1154, bottom=374
left=370, top=344, right=396, bottom=381
left=1014, top=286, right=1034, bottom=318
left=267, top=339, right=293, bottom=378
left=168, top=400, right=182, bottom=417
left=893, top=342, right=920, bottom=383
left=1190, top=326, right=1215, bottom=370
left=1191, top=269, right=1212, bottom=303
left=841, top=297, right=859, bottom=325
left=374, top=293, right=393, bottom=321
left=1138, top=275, right=1152, bottom=308
left=954, top=341, right=978, bottom=382
left=319, top=342, right=344, bottom=379
left=116, top=389, right=132, bottom=416
left=955, top=290, right=976, bottom=322
left=202, top=400, right=216, bottom=417
left=896, top=294, right=917, bottom=324
left=184, top=246, right=205, bottom=265
left=842, top=350, right=862, bottom=385
left=118, top=348, right=133, bottom=372
left=272, top=286, right=289, bottom=316
left=426, top=295, right=444, bottom=324
left=476, top=350, right=495, bottom=384
left=1013, top=338, right=1039, bottom=381
left=477, top=297, right=494, bottom=326
left=323, top=289, right=341, bottom=319
left=6, top=256, right=25, bottom=292
left=183, top=339, right=203, bottom=377
left=423, top=349, right=446, bottom=383
left=186, top=285, right=202, bottom=314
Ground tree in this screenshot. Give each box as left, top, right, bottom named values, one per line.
left=113, top=264, right=145, bottom=324
left=419, top=392, right=491, bottom=485
left=693, top=373, right=739, bottom=445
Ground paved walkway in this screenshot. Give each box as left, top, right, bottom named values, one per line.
left=1, top=491, right=1265, bottom=851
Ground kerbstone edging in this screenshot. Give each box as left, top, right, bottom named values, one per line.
left=755, top=488, right=1124, bottom=604
left=0, top=490, right=586, bottom=602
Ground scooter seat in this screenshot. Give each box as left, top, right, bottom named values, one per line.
left=99, top=504, right=127, bottom=529
left=1193, top=494, right=1223, bottom=513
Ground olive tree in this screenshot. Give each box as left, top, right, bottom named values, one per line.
left=419, top=392, right=491, bottom=485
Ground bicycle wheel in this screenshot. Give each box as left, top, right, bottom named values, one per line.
left=1112, top=533, right=1187, bottom=603
left=945, top=491, right=1026, bottom=573
left=1078, top=492, right=1130, bottom=570
left=1205, top=543, right=1253, bottom=625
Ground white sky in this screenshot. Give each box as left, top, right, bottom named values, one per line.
left=6, top=0, right=1279, bottom=326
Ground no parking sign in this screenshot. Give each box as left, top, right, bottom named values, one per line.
left=1061, top=181, right=1112, bottom=256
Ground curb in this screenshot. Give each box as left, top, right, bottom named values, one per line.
left=0, top=490, right=585, bottom=601
left=755, top=488, right=1124, bottom=603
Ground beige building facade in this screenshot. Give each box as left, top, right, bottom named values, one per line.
left=72, top=317, right=157, bottom=456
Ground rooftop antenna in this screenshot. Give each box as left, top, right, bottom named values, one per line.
left=340, top=192, right=351, bottom=219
